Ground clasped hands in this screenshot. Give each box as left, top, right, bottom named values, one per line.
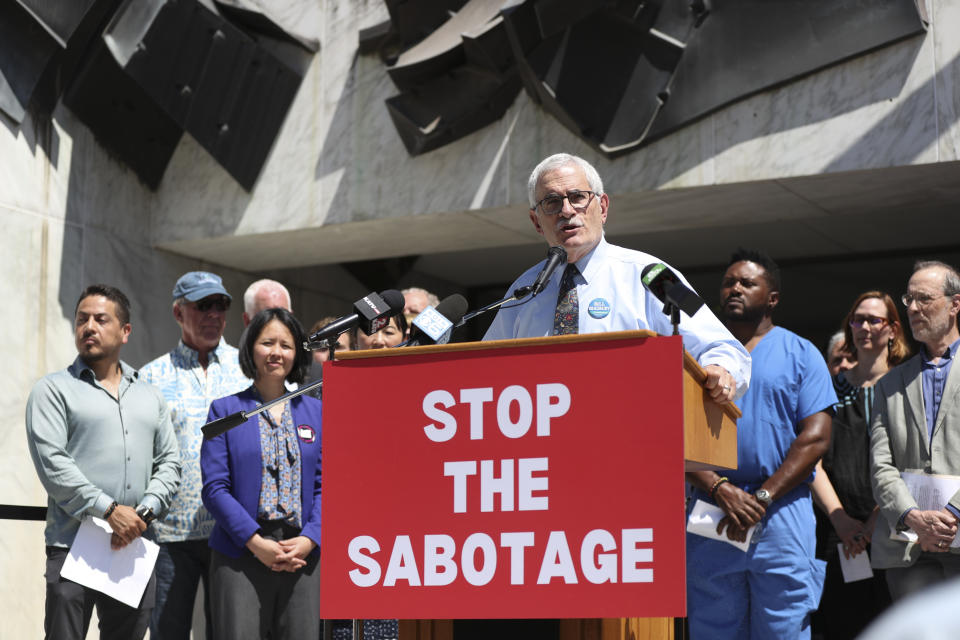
left=107, top=505, right=146, bottom=550
left=713, top=483, right=765, bottom=543
left=829, top=508, right=878, bottom=559
left=904, top=508, right=958, bottom=553
left=247, top=533, right=317, bottom=572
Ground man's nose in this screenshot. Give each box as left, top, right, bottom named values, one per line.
left=559, top=196, right=577, bottom=216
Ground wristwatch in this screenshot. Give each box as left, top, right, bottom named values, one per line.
left=754, top=488, right=772, bottom=506
left=136, top=505, right=156, bottom=526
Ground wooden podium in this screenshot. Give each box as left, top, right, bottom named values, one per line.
left=327, top=330, right=739, bottom=640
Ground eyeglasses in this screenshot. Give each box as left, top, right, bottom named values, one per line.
left=192, top=296, right=230, bottom=312
left=534, top=190, right=598, bottom=215
left=901, top=292, right=944, bottom=308
left=848, top=314, right=888, bottom=328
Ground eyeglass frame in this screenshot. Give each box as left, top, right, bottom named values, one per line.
left=848, top=314, right=888, bottom=329
left=901, top=292, right=946, bottom=308
left=532, top=190, right=599, bottom=215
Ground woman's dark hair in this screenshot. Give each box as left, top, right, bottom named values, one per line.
left=351, top=312, right=408, bottom=348
left=238, top=307, right=311, bottom=384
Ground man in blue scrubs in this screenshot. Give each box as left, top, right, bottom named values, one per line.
left=686, top=249, right=836, bottom=639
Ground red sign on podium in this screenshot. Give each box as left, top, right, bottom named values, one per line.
left=320, top=334, right=687, bottom=619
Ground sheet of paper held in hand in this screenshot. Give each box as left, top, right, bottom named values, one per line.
left=889, top=470, right=960, bottom=548
left=837, top=543, right=874, bottom=583
left=60, top=517, right=159, bottom=607
left=686, top=499, right=757, bottom=552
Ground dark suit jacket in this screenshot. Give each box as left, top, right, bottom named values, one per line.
left=870, top=353, right=960, bottom=568
left=201, top=386, right=322, bottom=558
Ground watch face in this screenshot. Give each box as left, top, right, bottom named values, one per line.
left=755, top=489, right=771, bottom=503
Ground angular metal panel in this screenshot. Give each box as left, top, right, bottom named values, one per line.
left=15, top=0, right=101, bottom=46
left=648, top=0, right=928, bottom=141
left=106, top=0, right=304, bottom=190
left=62, top=43, right=183, bottom=189
left=386, top=66, right=521, bottom=155
left=0, top=2, right=60, bottom=122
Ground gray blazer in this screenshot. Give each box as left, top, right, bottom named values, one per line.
left=870, top=353, right=960, bottom=568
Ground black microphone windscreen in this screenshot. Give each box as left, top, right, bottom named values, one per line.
left=380, top=289, right=406, bottom=314
left=435, top=294, right=469, bottom=323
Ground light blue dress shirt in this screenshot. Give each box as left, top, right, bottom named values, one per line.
left=25, top=357, right=181, bottom=547
left=483, top=238, right=752, bottom=396
left=140, top=338, right=248, bottom=542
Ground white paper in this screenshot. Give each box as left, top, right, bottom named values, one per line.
left=60, top=517, right=159, bottom=608
left=686, top=499, right=757, bottom=552
left=837, top=543, right=873, bottom=583
left=889, top=471, right=960, bottom=548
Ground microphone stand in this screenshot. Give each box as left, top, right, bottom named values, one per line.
left=663, top=301, right=681, bottom=336
left=455, top=285, right=534, bottom=328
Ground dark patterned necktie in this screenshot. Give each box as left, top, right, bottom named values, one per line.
left=553, top=263, right=579, bottom=335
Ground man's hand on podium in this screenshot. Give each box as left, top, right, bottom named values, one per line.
left=703, top=364, right=736, bottom=404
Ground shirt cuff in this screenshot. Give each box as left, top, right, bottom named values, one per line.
left=897, top=507, right=917, bottom=531
left=138, top=494, right=162, bottom=517
left=945, top=504, right=960, bottom=521
left=94, top=493, right=116, bottom=519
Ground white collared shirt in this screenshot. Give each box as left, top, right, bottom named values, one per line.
left=483, top=238, right=751, bottom=397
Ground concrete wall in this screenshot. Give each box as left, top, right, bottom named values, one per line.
left=150, top=0, right=960, bottom=271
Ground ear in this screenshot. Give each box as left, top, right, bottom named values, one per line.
left=242, top=312, right=250, bottom=326
left=173, top=303, right=184, bottom=324
left=529, top=208, right=544, bottom=236
left=598, top=193, right=609, bottom=224
left=121, top=323, right=132, bottom=345
left=950, top=294, right=960, bottom=318
left=767, top=290, right=780, bottom=311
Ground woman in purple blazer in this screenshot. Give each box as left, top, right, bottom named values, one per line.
left=201, top=308, right=322, bottom=640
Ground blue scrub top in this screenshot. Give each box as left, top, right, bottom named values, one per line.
left=726, top=326, right=837, bottom=492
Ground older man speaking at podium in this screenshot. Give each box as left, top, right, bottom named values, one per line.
left=483, top=153, right=749, bottom=402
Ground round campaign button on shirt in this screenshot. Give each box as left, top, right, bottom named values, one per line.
left=588, top=298, right=611, bottom=319
left=297, top=424, right=316, bottom=444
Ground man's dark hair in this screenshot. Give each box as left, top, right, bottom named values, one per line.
left=238, top=307, right=311, bottom=384
left=728, top=248, right=781, bottom=292
left=75, top=284, right=131, bottom=325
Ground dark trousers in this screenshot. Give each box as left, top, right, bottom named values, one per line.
left=150, top=539, right=213, bottom=639
left=44, top=545, right=155, bottom=640
left=885, top=552, right=960, bottom=600
left=209, top=521, right=321, bottom=640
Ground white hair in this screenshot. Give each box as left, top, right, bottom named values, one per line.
left=527, top=153, right=604, bottom=208
left=825, top=330, right=845, bottom=358
left=401, top=287, right=439, bottom=308
left=243, top=279, right=291, bottom=316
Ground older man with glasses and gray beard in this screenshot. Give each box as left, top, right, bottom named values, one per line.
left=870, top=260, right=960, bottom=600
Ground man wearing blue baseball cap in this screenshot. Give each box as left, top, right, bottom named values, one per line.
left=140, top=272, right=248, bottom=639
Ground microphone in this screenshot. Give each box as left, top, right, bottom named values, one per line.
left=405, top=294, right=469, bottom=347
left=304, top=289, right=405, bottom=347
left=640, top=263, right=704, bottom=318
left=515, top=246, right=568, bottom=299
